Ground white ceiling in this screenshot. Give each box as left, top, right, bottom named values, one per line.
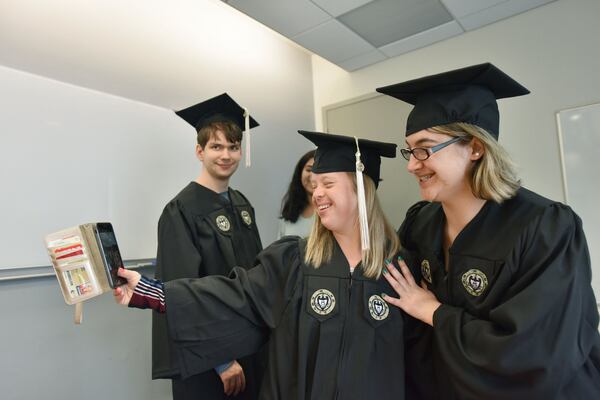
left=0, top=0, right=559, bottom=106
left=223, top=0, right=557, bottom=71
left=0, top=0, right=314, bottom=108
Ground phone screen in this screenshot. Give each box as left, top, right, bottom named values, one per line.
left=95, top=223, right=127, bottom=287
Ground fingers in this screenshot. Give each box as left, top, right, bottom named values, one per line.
left=231, top=374, right=242, bottom=396
left=386, top=257, right=416, bottom=286
left=382, top=267, right=403, bottom=296
left=230, top=362, right=245, bottom=396
left=381, top=292, right=402, bottom=309
left=222, top=376, right=232, bottom=396
left=239, top=365, right=246, bottom=394
left=112, top=287, right=126, bottom=305
left=385, top=259, right=404, bottom=282
left=397, top=258, right=417, bottom=286
left=117, top=268, right=141, bottom=292
left=118, top=267, right=140, bottom=282
left=383, top=259, right=409, bottom=295
left=220, top=361, right=246, bottom=397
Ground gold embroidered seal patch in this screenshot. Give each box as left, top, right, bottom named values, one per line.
left=421, top=259, right=432, bottom=284
left=310, top=289, right=336, bottom=315
left=241, top=210, right=252, bottom=226
left=461, top=269, right=488, bottom=296
left=368, top=294, right=389, bottom=320
left=215, top=215, right=231, bottom=232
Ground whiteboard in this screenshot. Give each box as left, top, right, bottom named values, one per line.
left=557, top=102, right=600, bottom=299
left=0, top=66, right=197, bottom=269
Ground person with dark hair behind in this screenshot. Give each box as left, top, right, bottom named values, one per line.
left=278, top=149, right=316, bottom=239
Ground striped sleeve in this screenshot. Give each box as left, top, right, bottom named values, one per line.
left=129, top=275, right=166, bottom=313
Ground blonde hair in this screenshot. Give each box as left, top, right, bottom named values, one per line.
left=304, top=173, right=400, bottom=279
left=428, top=123, right=520, bottom=203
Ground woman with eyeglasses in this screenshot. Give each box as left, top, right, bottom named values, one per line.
left=377, top=63, right=600, bottom=399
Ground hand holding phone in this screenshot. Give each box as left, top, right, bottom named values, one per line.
left=94, top=223, right=128, bottom=288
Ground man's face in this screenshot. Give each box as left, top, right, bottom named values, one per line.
left=196, top=130, right=242, bottom=181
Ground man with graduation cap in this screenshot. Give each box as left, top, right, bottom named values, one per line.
left=376, top=63, right=600, bottom=399
left=114, top=130, right=412, bottom=399
left=152, top=93, right=264, bottom=400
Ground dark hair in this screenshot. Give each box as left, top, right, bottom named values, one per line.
left=197, top=120, right=242, bottom=147
left=280, top=149, right=316, bottom=222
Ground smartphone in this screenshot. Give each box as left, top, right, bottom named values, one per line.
left=94, top=222, right=127, bottom=288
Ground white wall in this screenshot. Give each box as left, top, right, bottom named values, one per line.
left=0, top=0, right=317, bottom=250
left=0, top=1, right=315, bottom=398
left=312, top=0, right=600, bottom=203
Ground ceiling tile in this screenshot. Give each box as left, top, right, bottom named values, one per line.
left=440, top=0, right=508, bottom=18
left=458, top=0, right=556, bottom=31
left=226, top=0, right=331, bottom=37
left=379, top=20, right=463, bottom=58
left=338, top=49, right=387, bottom=71
left=310, top=0, right=374, bottom=17
left=293, top=20, right=376, bottom=63
left=339, top=0, right=454, bottom=47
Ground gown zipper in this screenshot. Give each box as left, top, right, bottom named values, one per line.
left=334, top=271, right=353, bottom=399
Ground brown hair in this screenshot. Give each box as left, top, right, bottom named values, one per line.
left=197, top=120, right=243, bottom=147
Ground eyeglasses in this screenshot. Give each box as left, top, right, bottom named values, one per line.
left=400, top=137, right=462, bottom=161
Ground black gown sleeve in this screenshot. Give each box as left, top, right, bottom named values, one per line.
left=164, top=237, right=303, bottom=379
left=155, top=201, right=202, bottom=281
left=397, top=200, right=429, bottom=250
left=431, top=204, right=600, bottom=398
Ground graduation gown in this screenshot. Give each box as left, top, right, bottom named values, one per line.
left=152, top=182, right=263, bottom=382
left=399, top=187, right=600, bottom=399
left=164, top=237, right=407, bottom=400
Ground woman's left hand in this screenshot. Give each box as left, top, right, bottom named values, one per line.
left=382, top=257, right=442, bottom=326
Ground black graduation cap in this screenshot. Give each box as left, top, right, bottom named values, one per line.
left=376, top=63, right=530, bottom=139
left=175, top=93, right=259, bottom=132
left=298, top=130, right=397, bottom=189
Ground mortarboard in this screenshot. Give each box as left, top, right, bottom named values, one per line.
left=299, top=130, right=397, bottom=251
left=298, top=130, right=396, bottom=189
left=376, top=63, right=530, bottom=139
left=175, top=93, right=259, bottom=166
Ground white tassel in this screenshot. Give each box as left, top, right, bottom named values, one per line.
left=243, top=107, right=251, bottom=167
left=354, top=137, right=369, bottom=251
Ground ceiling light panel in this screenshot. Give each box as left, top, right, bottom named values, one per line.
left=379, top=20, right=463, bottom=57
left=311, top=0, right=375, bottom=17
left=227, top=0, right=331, bottom=37
left=440, top=0, right=509, bottom=18
left=338, top=0, right=454, bottom=47
left=293, top=19, right=375, bottom=63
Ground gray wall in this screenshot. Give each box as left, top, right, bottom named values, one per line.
left=325, top=94, right=420, bottom=228
left=0, top=266, right=172, bottom=400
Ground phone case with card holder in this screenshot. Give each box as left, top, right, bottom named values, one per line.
left=44, top=222, right=125, bottom=323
